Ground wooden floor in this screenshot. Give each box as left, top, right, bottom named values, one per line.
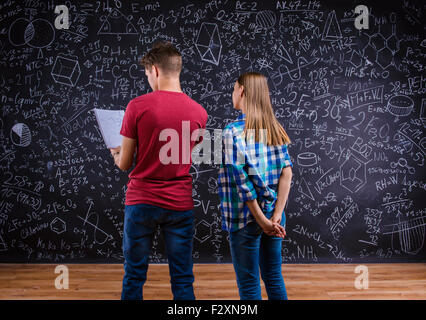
left=0, top=263, right=425, bottom=300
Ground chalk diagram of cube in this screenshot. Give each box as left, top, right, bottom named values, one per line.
left=194, top=220, right=212, bottom=243
left=340, top=153, right=368, bottom=193
left=195, top=22, right=222, bottom=66
left=51, top=54, right=81, bottom=87
left=50, top=217, right=66, bottom=234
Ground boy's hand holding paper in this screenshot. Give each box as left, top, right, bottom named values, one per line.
left=110, top=146, right=121, bottom=157
left=92, top=108, right=125, bottom=149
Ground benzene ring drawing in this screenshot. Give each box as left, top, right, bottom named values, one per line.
left=50, top=217, right=66, bottom=235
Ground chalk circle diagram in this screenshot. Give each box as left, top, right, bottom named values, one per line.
left=10, top=123, right=31, bottom=147
left=98, top=9, right=138, bottom=35
left=8, top=18, right=55, bottom=48
left=387, top=95, right=414, bottom=117
left=255, top=10, right=276, bottom=29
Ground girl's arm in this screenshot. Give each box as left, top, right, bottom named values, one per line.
left=271, top=166, right=292, bottom=225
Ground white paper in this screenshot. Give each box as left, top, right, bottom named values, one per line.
left=92, top=108, right=125, bottom=148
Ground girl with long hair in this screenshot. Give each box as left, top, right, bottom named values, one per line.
left=218, top=72, right=293, bottom=300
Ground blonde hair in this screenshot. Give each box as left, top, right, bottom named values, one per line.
left=237, top=72, right=291, bottom=146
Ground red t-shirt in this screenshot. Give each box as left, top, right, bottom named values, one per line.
left=120, top=90, right=208, bottom=211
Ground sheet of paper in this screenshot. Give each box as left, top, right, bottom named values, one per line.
left=92, top=108, right=125, bottom=148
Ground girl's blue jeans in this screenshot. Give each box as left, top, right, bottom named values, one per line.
left=229, top=215, right=288, bottom=300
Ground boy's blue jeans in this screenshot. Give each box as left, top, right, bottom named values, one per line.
left=229, top=215, right=288, bottom=300
left=121, top=203, right=195, bottom=300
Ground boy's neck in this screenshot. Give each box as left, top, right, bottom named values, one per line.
left=157, top=77, right=182, bottom=93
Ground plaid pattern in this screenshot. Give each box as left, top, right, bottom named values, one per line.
left=218, top=113, right=293, bottom=232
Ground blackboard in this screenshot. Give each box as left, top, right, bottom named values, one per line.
left=0, top=0, right=425, bottom=263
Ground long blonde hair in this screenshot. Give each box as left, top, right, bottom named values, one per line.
left=237, top=72, right=291, bottom=146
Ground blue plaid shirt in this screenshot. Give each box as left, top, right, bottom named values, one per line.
left=218, top=113, right=293, bottom=232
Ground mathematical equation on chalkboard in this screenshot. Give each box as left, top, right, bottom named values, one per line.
left=0, top=0, right=425, bottom=263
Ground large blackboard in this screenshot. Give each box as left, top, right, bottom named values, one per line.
left=0, top=0, right=425, bottom=263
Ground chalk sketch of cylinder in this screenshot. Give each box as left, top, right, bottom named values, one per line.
left=51, top=54, right=81, bottom=87
left=297, top=152, right=317, bottom=167
left=387, top=95, right=414, bottom=117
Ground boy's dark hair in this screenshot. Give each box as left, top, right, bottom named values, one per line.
left=140, top=41, right=182, bottom=76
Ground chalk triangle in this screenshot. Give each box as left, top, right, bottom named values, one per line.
left=37, top=49, right=43, bottom=59
left=322, top=10, right=342, bottom=41
left=299, top=178, right=315, bottom=201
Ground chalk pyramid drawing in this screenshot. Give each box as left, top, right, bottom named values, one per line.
left=276, top=44, right=293, bottom=64
left=195, top=22, right=222, bottom=65
left=322, top=10, right=342, bottom=41
left=98, top=8, right=138, bottom=35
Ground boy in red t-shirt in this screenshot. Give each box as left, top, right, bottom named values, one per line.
left=109, top=42, right=207, bottom=300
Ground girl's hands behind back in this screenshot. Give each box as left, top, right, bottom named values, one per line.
left=262, top=220, right=286, bottom=238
